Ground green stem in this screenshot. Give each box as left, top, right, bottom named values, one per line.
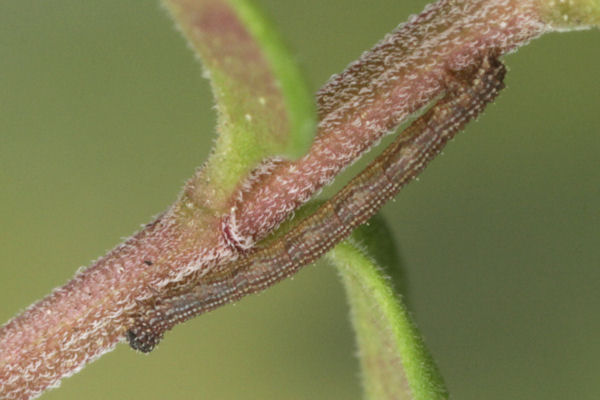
left=328, top=220, right=447, bottom=400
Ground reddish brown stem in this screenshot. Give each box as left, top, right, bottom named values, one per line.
left=222, top=0, right=547, bottom=249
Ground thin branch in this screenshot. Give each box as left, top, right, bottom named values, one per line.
left=221, top=0, right=547, bottom=248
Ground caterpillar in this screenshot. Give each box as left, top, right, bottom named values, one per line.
left=127, top=52, right=506, bottom=353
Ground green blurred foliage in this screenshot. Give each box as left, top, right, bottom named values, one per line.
left=0, top=1, right=598, bottom=399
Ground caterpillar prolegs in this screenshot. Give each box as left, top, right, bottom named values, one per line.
left=127, top=53, right=506, bottom=353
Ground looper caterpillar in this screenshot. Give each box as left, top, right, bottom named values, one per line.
left=127, top=52, right=507, bottom=353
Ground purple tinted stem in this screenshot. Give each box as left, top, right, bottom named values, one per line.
left=223, top=0, right=546, bottom=249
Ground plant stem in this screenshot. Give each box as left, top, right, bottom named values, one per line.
left=223, top=0, right=549, bottom=249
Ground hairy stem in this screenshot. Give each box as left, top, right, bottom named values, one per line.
left=222, top=0, right=548, bottom=250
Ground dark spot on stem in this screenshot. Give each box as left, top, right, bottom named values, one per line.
left=143, top=260, right=153, bottom=266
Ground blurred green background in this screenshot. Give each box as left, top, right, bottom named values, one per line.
left=1, top=1, right=598, bottom=399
